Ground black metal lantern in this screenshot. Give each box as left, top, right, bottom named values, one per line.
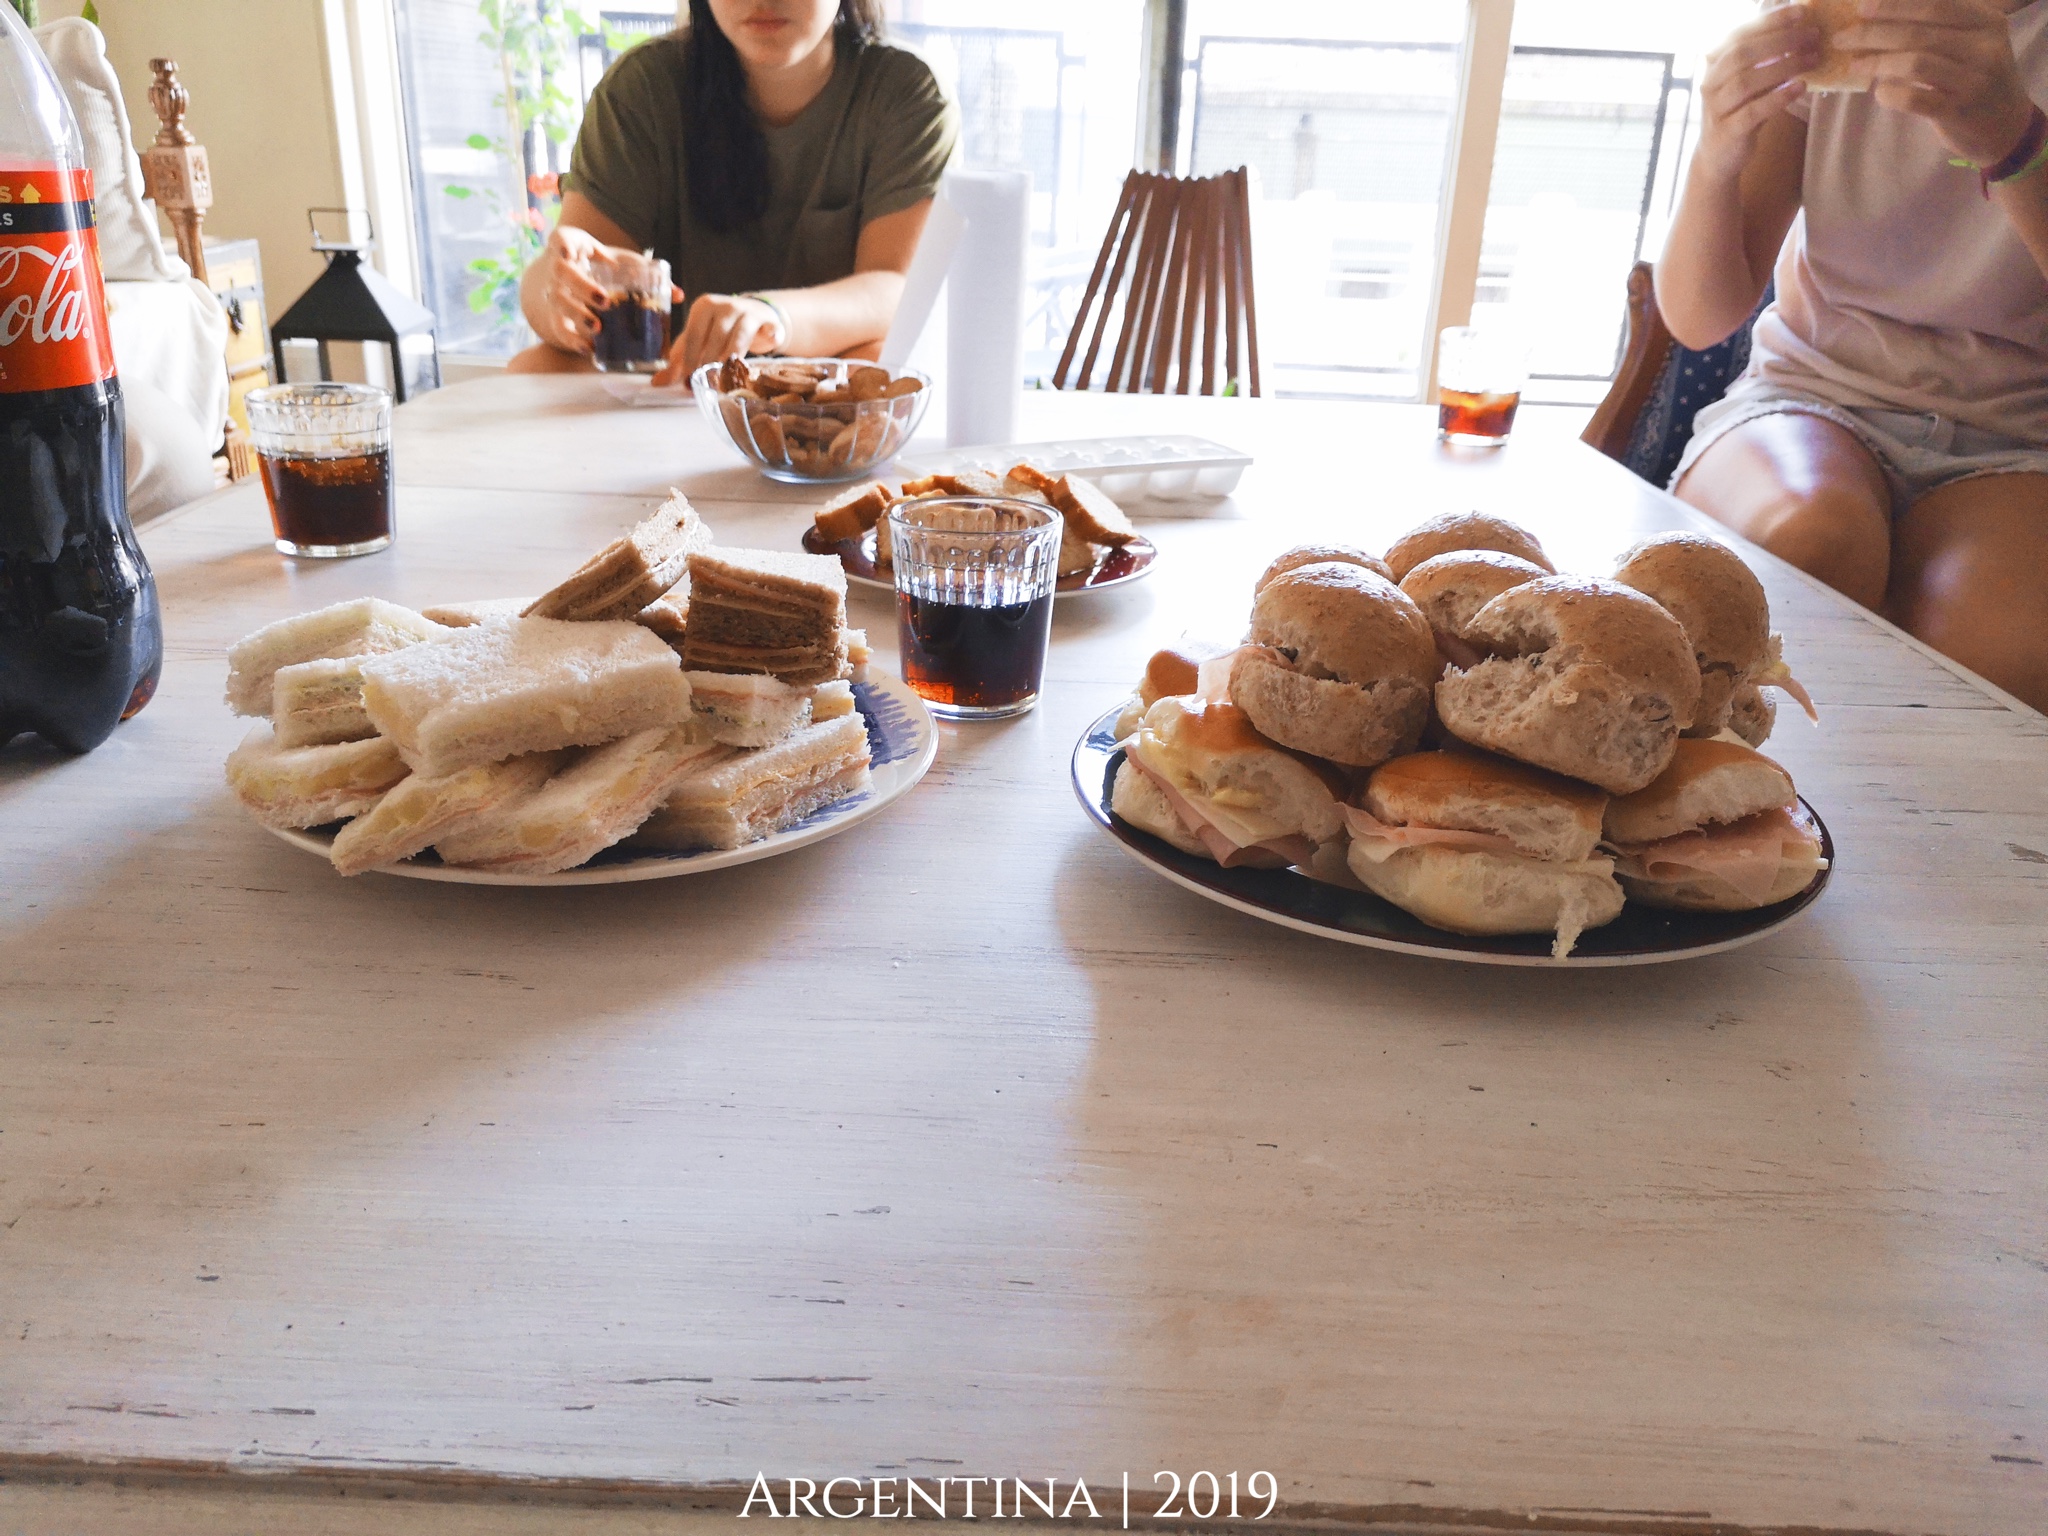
left=270, top=208, right=440, bottom=403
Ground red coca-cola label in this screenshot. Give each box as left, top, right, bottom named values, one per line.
left=0, top=166, right=117, bottom=394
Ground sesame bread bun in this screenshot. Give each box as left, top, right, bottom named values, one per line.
left=1602, top=738, right=1795, bottom=844
left=1256, top=543, right=1394, bottom=593
left=1383, top=512, right=1555, bottom=582
left=1399, top=549, right=1549, bottom=663
left=1725, top=681, right=1777, bottom=747
left=1435, top=576, right=1703, bottom=794
left=1366, top=749, right=1606, bottom=863
left=1613, top=532, right=1770, bottom=736
left=1231, top=563, right=1438, bottom=766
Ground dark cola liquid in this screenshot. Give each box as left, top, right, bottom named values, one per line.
left=0, top=378, right=162, bottom=753
left=259, top=449, right=393, bottom=553
left=592, top=297, right=670, bottom=372
left=1438, top=387, right=1520, bottom=441
left=898, top=589, right=1054, bottom=712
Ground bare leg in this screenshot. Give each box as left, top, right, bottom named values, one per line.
left=506, top=342, right=596, bottom=375
left=1672, top=413, right=1893, bottom=609
left=1887, top=472, right=2048, bottom=713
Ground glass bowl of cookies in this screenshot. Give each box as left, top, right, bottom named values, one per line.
left=692, top=356, right=931, bottom=485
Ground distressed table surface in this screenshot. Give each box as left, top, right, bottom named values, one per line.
left=3, top=379, right=2044, bottom=1536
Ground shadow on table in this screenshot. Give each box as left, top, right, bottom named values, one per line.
left=1044, top=828, right=1919, bottom=1511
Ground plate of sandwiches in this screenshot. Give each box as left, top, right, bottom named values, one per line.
left=1073, top=514, right=1832, bottom=967
left=799, top=465, right=1157, bottom=598
left=220, top=492, right=937, bottom=884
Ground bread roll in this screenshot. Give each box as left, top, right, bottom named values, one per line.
left=1347, top=843, right=1624, bottom=955
left=1614, top=532, right=1770, bottom=737
left=1434, top=576, right=1702, bottom=794
left=1383, top=512, right=1554, bottom=582
left=1256, top=543, right=1394, bottom=593
left=1399, top=550, right=1549, bottom=649
left=1367, top=750, right=1606, bottom=864
left=1603, top=739, right=1795, bottom=844
left=1779, top=0, right=1872, bottom=92
left=1231, top=563, right=1437, bottom=767
left=1726, top=682, right=1777, bottom=747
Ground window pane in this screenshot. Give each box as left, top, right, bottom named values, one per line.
left=1474, top=0, right=1763, bottom=403
left=1184, top=1, right=1467, bottom=400
left=882, top=1, right=1147, bottom=383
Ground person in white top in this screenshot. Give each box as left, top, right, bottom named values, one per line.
left=1659, top=0, right=2048, bottom=713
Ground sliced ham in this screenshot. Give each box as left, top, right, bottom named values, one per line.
left=1123, top=750, right=1316, bottom=869
left=1340, top=803, right=1530, bottom=864
left=1755, top=636, right=1820, bottom=721
left=1608, top=805, right=1825, bottom=905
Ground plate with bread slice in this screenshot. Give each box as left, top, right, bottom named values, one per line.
left=1073, top=515, right=1833, bottom=966
left=800, top=465, right=1157, bottom=598
left=222, top=491, right=937, bottom=885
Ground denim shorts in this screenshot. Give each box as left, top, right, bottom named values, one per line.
left=1670, top=377, right=2048, bottom=513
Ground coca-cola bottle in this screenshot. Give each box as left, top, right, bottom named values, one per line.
left=0, top=5, right=160, bottom=753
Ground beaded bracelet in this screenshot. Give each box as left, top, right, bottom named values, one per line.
left=1950, top=102, right=2048, bottom=198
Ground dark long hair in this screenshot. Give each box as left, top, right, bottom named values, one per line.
left=684, top=0, right=884, bottom=233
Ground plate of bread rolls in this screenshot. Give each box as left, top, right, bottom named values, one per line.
left=801, top=465, right=1157, bottom=597
left=1074, top=513, right=1830, bottom=965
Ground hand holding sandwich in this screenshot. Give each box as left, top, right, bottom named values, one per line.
left=1692, top=5, right=1823, bottom=188
left=1833, top=0, right=2036, bottom=167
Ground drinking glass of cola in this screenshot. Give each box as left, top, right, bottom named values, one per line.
left=1437, top=326, right=1528, bottom=448
left=245, top=383, right=394, bottom=558
left=590, top=250, right=672, bottom=374
left=890, top=496, right=1061, bottom=720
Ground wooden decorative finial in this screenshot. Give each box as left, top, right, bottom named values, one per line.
left=139, top=58, right=212, bottom=284
left=147, top=59, right=196, bottom=147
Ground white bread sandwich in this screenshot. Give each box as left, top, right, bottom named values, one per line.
left=1435, top=576, right=1702, bottom=794
left=686, top=670, right=815, bottom=747
left=810, top=679, right=856, bottom=721
left=419, top=598, right=530, bottom=628
left=271, top=656, right=376, bottom=747
left=434, top=725, right=726, bottom=875
left=1602, top=738, right=1828, bottom=910
left=523, top=492, right=710, bottom=622
left=224, top=727, right=410, bottom=829
left=635, top=588, right=689, bottom=651
left=328, top=751, right=562, bottom=876
left=1344, top=749, right=1623, bottom=960
left=1111, top=639, right=1235, bottom=738
left=680, top=547, right=849, bottom=685
left=225, top=598, right=447, bottom=716
left=1227, top=562, right=1439, bottom=766
left=1256, top=543, right=1394, bottom=592
left=633, top=712, right=873, bottom=852
left=1383, top=511, right=1555, bottom=583
left=1398, top=549, right=1549, bottom=671
left=359, top=617, right=693, bottom=779
left=1114, top=695, right=1347, bottom=868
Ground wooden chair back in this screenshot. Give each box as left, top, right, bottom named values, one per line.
left=1582, top=260, right=1674, bottom=462
left=1053, top=167, right=1262, bottom=397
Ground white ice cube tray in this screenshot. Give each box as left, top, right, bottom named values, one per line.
left=896, top=434, right=1252, bottom=503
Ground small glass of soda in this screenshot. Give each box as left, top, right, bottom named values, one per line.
left=245, top=383, right=394, bottom=558
left=590, top=250, right=672, bottom=373
left=1436, top=325, right=1528, bottom=448
left=890, top=496, right=1061, bottom=721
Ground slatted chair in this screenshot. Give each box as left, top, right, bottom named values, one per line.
left=1583, top=260, right=1775, bottom=488
left=1052, top=167, right=1262, bottom=397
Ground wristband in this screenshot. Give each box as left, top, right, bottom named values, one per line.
left=738, top=291, right=788, bottom=351
left=1950, top=103, right=2048, bottom=198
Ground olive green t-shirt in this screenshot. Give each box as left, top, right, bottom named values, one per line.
left=566, top=35, right=956, bottom=304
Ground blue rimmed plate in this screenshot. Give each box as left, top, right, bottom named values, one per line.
left=266, top=672, right=937, bottom=886
left=1071, top=706, right=1833, bottom=968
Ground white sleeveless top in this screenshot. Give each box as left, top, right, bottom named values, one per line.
left=1747, top=0, right=2048, bottom=442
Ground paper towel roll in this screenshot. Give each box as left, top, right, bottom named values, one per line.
left=942, top=169, right=1030, bottom=450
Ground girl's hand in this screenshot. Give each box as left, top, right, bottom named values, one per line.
left=655, top=293, right=787, bottom=385
left=1693, top=6, right=1824, bottom=187
left=1836, top=0, right=2036, bottom=167
left=531, top=224, right=612, bottom=356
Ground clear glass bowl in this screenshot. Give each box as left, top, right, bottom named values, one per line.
left=691, top=359, right=931, bottom=485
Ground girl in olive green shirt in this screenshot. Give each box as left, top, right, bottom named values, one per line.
left=513, top=0, right=956, bottom=381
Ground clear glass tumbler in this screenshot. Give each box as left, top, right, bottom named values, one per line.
left=1437, top=325, right=1529, bottom=448
left=245, top=382, right=395, bottom=558
left=890, top=496, right=1061, bottom=720
left=590, top=250, right=673, bottom=374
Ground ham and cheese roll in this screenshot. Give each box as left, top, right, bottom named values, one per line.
left=1603, top=738, right=1828, bottom=911
left=1112, top=695, right=1346, bottom=870
left=1345, top=749, right=1624, bottom=961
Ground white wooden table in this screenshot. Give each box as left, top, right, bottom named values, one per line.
left=3, top=379, right=2045, bottom=1536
